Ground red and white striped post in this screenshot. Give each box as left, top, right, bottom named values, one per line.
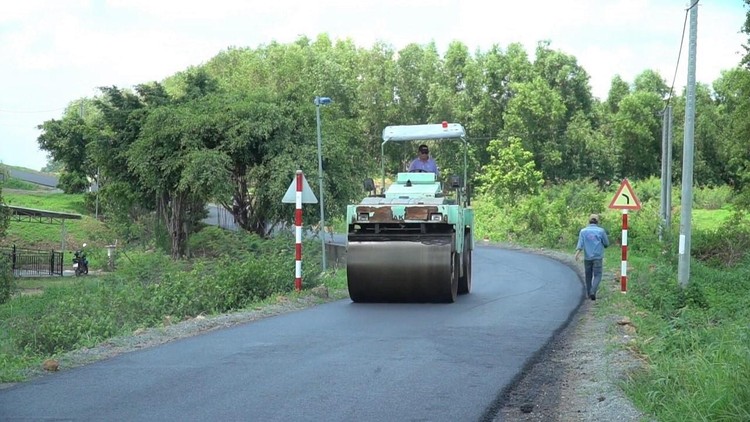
left=620, top=210, right=628, bottom=293
left=294, top=170, right=304, bottom=291
left=609, top=179, right=641, bottom=294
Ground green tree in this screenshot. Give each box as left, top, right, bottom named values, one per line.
left=566, top=110, right=618, bottom=184
left=129, top=94, right=231, bottom=258
left=477, top=136, right=543, bottom=204
left=713, top=68, right=750, bottom=203
left=0, top=170, right=9, bottom=238
left=36, top=99, right=101, bottom=193
left=670, top=83, right=725, bottom=186
left=534, top=41, right=594, bottom=122
left=634, top=69, right=669, bottom=98
left=741, top=0, right=750, bottom=68
left=613, top=91, right=663, bottom=179
left=502, top=76, right=567, bottom=181
left=605, top=75, right=630, bottom=114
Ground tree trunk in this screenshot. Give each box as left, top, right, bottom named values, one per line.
left=227, top=165, right=269, bottom=238
left=160, top=191, right=188, bottom=259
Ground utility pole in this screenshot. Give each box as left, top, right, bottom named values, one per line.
left=666, top=107, right=673, bottom=231
left=659, top=105, right=673, bottom=242
left=678, top=1, right=698, bottom=288
left=660, top=109, right=668, bottom=241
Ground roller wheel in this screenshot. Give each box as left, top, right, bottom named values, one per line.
left=441, top=251, right=459, bottom=303
left=458, top=233, right=472, bottom=295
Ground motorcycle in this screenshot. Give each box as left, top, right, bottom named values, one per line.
left=73, top=243, right=89, bottom=276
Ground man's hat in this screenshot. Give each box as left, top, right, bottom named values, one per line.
left=589, top=214, right=599, bottom=223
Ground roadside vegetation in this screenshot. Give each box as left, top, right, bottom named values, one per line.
left=474, top=179, right=750, bottom=421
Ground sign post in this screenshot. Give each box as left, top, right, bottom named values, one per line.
left=282, top=171, right=317, bottom=291
left=608, top=179, right=641, bottom=293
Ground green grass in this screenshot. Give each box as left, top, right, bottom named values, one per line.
left=1, top=178, right=47, bottom=191
left=692, top=207, right=733, bottom=232
left=3, top=191, right=88, bottom=215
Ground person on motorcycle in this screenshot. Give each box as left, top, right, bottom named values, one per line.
left=73, top=243, right=89, bottom=275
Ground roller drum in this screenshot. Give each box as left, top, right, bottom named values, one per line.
left=347, top=234, right=457, bottom=303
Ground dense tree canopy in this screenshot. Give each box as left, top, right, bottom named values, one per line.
left=34, top=26, right=750, bottom=256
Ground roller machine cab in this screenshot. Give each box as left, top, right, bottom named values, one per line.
left=346, top=123, right=474, bottom=303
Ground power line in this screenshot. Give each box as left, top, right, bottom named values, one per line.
left=664, top=0, right=699, bottom=112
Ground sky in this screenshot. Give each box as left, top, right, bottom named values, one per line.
left=0, top=0, right=747, bottom=171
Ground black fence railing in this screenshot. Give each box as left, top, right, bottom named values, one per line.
left=1, top=245, right=64, bottom=277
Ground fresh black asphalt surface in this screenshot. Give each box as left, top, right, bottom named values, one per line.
left=0, top=245, right=583, bottom=421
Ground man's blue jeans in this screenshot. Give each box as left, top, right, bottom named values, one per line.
left=584, top=259, right=603, bottom=297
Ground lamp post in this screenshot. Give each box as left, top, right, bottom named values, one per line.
left=314, top=96, right=332, bottom=271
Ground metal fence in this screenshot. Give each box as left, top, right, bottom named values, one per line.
left=1, top=245, right=64, bottom=277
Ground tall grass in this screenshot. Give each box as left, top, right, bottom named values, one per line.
left=626, top=257, right=750, bottom=421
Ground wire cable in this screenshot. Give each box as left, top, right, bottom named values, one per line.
left=664, top=0, right=699, bottom=112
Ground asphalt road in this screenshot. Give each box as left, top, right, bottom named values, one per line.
left=0, top=246, right=583, bottom=422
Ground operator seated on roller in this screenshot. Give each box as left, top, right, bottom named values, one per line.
left=408, top=144, right=440, bottom=177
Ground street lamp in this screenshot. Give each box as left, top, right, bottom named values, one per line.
left=314, top=96, right=332, bottom=271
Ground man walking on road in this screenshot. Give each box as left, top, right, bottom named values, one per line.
left=575, top=213, right=610, bottom=301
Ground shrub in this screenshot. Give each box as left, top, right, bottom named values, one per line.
left=0, top=255, right=14, bottom=304
left=692, top=211, right=750, bottom=267
left=694, top=185, right=734, bottom=210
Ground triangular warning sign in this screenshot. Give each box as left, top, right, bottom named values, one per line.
left=282, top=172, right=318, bottom=204
left=609, top=178, right=641, bottom=210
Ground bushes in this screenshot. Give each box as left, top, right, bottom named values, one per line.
left=692, top=210, right=750, bottom=267
left=474, top=180, right=609, bottom=248
left=694, top=185, right=734, bottom=210
left=0, top=255, right=14, bottom=304
left=1, top=227, right=324, bottom=360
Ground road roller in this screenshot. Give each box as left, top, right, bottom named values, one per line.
left=346, top=123, right=474, bottom=303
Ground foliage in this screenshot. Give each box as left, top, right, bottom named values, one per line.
left=0, top=177, right=9, bottom=239
left=612, top=90, right=663, bottom=179
left=474, top=179, right=607, bottom=248
left=0, top=255, right=14, bottom=304
left=693, top=184, right=733, bottom=210
left=33, top=35, right=750, bottom=253
left=501, top=76, right=567, bottom=181
left=0, top=177, right=41, bottom=191
left=692, top=210, right=750, bottom=267
left=476, top=137, right=543, bottom=202
left=742, top=0, right=750, bottom=69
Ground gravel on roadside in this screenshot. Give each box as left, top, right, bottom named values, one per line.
left=493, top=246, right=651, bottom=422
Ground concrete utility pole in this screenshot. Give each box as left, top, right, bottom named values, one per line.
left=666, top=107, right=673, bottom=231
left=678, top=1, right=698, bottom=288
left=659, top=105, right=673, bottom=242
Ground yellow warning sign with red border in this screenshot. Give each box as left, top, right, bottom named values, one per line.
left=609, top=178, right=641, bottom=210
